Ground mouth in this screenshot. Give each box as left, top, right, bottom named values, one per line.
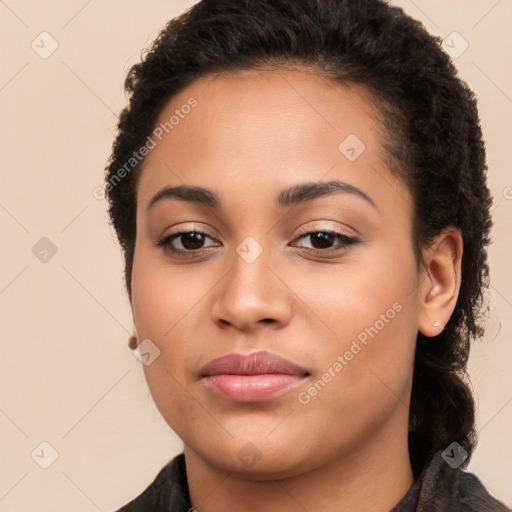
left=200, top=350, right=310, bottom=403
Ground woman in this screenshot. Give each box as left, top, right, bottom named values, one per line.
left=105, top=0, right=510, bottom=510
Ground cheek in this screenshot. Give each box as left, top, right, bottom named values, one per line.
left=131, top=250, right=205, bottom=435
left=291, top=239, right=418, bottom=344
left=292, top=241, right=419, bottom=406
left=131, top=247, right=189, bottom=387
left=131, top=241, right=208, bottom=343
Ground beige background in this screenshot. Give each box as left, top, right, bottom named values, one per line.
left=0, top=1, right=511, bottom=510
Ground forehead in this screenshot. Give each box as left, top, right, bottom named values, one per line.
left=136, top=68, right=411, bottom=219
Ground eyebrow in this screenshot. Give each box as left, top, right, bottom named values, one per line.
left=147, top=179, right=378, bottom=212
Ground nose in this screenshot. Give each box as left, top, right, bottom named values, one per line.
left=210, top=245, right=293, bottom=333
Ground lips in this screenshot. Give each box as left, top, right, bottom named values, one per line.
left=200, top=351, right=309, bottom=403
left=201, top=351, right=309, bottom=377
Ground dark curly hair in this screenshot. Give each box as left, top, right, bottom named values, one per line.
left=104, top=0, right=493, bottom=477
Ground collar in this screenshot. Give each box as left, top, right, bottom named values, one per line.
left=117, top=450, right=510, bottom=511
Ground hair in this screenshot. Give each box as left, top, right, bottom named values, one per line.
left=105, top=0, right=493, bottom=477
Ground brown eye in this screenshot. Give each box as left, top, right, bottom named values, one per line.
left=308, top=232, right=336, bottom=249
left=157, top=230, right=219, bottom=255
left=291, top=230, right=359, bottom=253
left=177, top=232, right=207, bottom=250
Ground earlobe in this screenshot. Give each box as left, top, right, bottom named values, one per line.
left=418, top=227, right=463, bottom=338
left=128, top=330, right=138, bottom=350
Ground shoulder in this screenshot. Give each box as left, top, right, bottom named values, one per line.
left=419, top=451, right=510, bottom=511
left=456, top=470, right=511, bottom=512
left=112, top=453, right=191, bottom=512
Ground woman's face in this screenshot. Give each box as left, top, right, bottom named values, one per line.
left=131, top=69, right=426, bottom=476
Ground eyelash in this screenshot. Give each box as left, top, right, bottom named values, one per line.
left=156, top=228, right=360, bottom=258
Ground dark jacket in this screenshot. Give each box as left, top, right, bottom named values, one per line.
left=115, top=450, right=510, bottom=511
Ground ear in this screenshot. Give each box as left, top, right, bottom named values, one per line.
left=417, top=227, right=463, bottom=337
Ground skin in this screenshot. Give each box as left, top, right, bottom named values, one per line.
left=130, top=68, right=462, bottom=512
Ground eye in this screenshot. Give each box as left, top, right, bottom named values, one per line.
left=157, top=228, right=360, bottom=258
left=290, top=230, right=360, bottom=253
left=157, top=229, right=219, bottom=256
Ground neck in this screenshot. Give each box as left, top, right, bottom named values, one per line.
left=185, top=414, right=415, bottom=512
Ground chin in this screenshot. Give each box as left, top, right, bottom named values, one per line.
left=184, top=428, right=320, bottom=479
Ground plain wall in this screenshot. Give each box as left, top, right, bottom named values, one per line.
left=0, top=1, right=511, bottom=510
